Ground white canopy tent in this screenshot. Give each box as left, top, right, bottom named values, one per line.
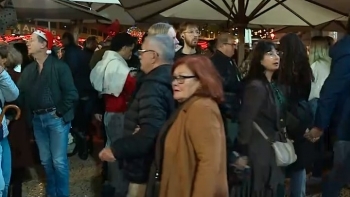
left=72, top=0, right=120, bottom=3
left=12, top=0, right=110, bottom=21
left=68, top=0, right=135, bottom=25
left=119, top=0, right=345, bottom=64
left=159, top=0, right=344, bottom=26
left=275, top=16, right=349, bottom=33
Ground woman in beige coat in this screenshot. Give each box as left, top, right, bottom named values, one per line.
left=150, top=55, right=228, bottom=197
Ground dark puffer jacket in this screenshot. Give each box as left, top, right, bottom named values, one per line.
left=111, top=64, right=175, bottom=183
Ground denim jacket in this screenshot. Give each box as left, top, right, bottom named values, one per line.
left=0, top=70, right=19, bottom=138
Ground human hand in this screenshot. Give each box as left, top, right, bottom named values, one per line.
left=304, top=127, right=323, bottom=142
left=231, top=156, right=248, bottom=170
left=99, top=148, right=116, bottom=162
left=94, top=114, right=103, bottom=122
left=132, top=125, right=140, bottom=135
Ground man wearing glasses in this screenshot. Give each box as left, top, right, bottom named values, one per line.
left=211, top=32, right=243, bottom=192
left=175, top=22, right=201, bottom=60
left=99, top=34, right=175, bottom=197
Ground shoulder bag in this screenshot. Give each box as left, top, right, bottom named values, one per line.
left=253, top=122, right=297, bottom=167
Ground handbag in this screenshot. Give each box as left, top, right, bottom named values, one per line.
left=253, top=122, right=297, bottom=167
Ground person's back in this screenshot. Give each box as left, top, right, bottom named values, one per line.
left=309, top=18, right=350, bottom=197
left=321, top=35, right=350, bottom=139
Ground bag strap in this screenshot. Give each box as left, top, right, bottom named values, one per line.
left=253, top=122, right=269, bottom=141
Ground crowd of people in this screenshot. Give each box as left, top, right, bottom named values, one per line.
left=0, top=18, right=347, bottom=197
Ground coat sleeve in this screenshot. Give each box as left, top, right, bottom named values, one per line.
left=111, top=83, right=173, bottom=159
left=186, top=101, right=224, bottom=197
left=314, top=56, right=350, bottom=130
left=56, top=62, right=79, bottom=115
left=0, top=70, right=19, bottom=103
left=238, top=80, right=266, bottom=145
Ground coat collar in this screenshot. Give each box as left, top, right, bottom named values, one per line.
left=179, top=95, right=203, bottom=113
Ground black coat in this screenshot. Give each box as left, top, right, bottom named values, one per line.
left=238, top=79, right=285, bottom=192
left=111, top=64, right=175, bottom=183
left=211, top=51, right=243, bottom=164
left=211, top=50, right=242, bottom=120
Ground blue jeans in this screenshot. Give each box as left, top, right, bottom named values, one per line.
left=0, top=138, right=11, bottom=197
left=322, top=141, right=350, bottom=197
left=32, top=112, right=70, bottom=197
left=289, top=169, right=306, bottom=197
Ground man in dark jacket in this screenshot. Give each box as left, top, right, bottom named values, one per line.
left=62, top=32, right=82, bottom=77
left=18, top=30, right=78, bottom=197
left=71, top=36, right=98, bottom=160
left=211, top=32, right=242, bottom=160
left=306, top=17, right=350, bottom=197
left=210, top=33, right=242, bottom=191
left=99, top=34, right=175, bottom=196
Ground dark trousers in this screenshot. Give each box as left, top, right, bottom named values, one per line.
left=322, top=140, right=350, bottom=197
left=10, top=167, right=25, bottom=197
left=72, top=98, right=95, bottom=158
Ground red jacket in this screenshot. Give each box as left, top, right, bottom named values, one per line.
left=104, top=74, right=136, bottom=113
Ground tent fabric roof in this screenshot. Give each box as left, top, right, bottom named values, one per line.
left=12, top=0, right=111, bottom=21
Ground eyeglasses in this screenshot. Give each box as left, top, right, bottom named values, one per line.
left=138, top=49, right=158, bottom=56
left=172, top=75, right=196, bottom=84
left=224, top=43, right=236, bottom=47
left=183, top=31, right=201, bottom=36
left=266, top=51, right=283, bottom=57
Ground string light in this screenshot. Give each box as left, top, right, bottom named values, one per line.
left=127, top=26, right=145, bottom=44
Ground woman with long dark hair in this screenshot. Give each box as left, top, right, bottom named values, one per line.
left=278, top=33, right=314, bottom=197
left=237, top=40, right=285, bottom=196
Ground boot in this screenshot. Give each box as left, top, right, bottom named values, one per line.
left=76, top=132, right=89, bottom=160
left=11, top=182, right=22, bottom=197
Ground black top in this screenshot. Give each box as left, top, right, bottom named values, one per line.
left=211, top=50, right=243, bottom=120
left=30, top=65, right=55, bottom=110
left=174, top=47, right=200, bottom=61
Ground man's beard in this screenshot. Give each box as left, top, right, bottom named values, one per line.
left=184, top=37, right=197, bottom=48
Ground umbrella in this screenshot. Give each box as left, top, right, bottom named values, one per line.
left=72, top=0, right=135, bottom=25
left=305, top=0, right=349, bottom=16
left=275, top=16, right=348, bottom=33
left=12, top=0, right=111, bottom=21
left=119, top=0, right=345, bottom=65
left=119, top=0, right=344, bottom=26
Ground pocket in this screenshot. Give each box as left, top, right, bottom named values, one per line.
left=50, top=110, right=60, bottom=119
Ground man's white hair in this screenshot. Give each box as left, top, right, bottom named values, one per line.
left=146, top=34, right=175, bottom=63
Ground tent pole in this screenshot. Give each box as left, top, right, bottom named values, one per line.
left=236, top=0, right=246, bottom=66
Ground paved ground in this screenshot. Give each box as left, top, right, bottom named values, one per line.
left=20, top=137, right=350, bottom=197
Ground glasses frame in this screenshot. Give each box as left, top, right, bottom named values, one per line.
left=172, top=75, right=197, bottom=84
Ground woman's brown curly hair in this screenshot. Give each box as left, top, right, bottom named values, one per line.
left=0, top=42, right=23, bottom=69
